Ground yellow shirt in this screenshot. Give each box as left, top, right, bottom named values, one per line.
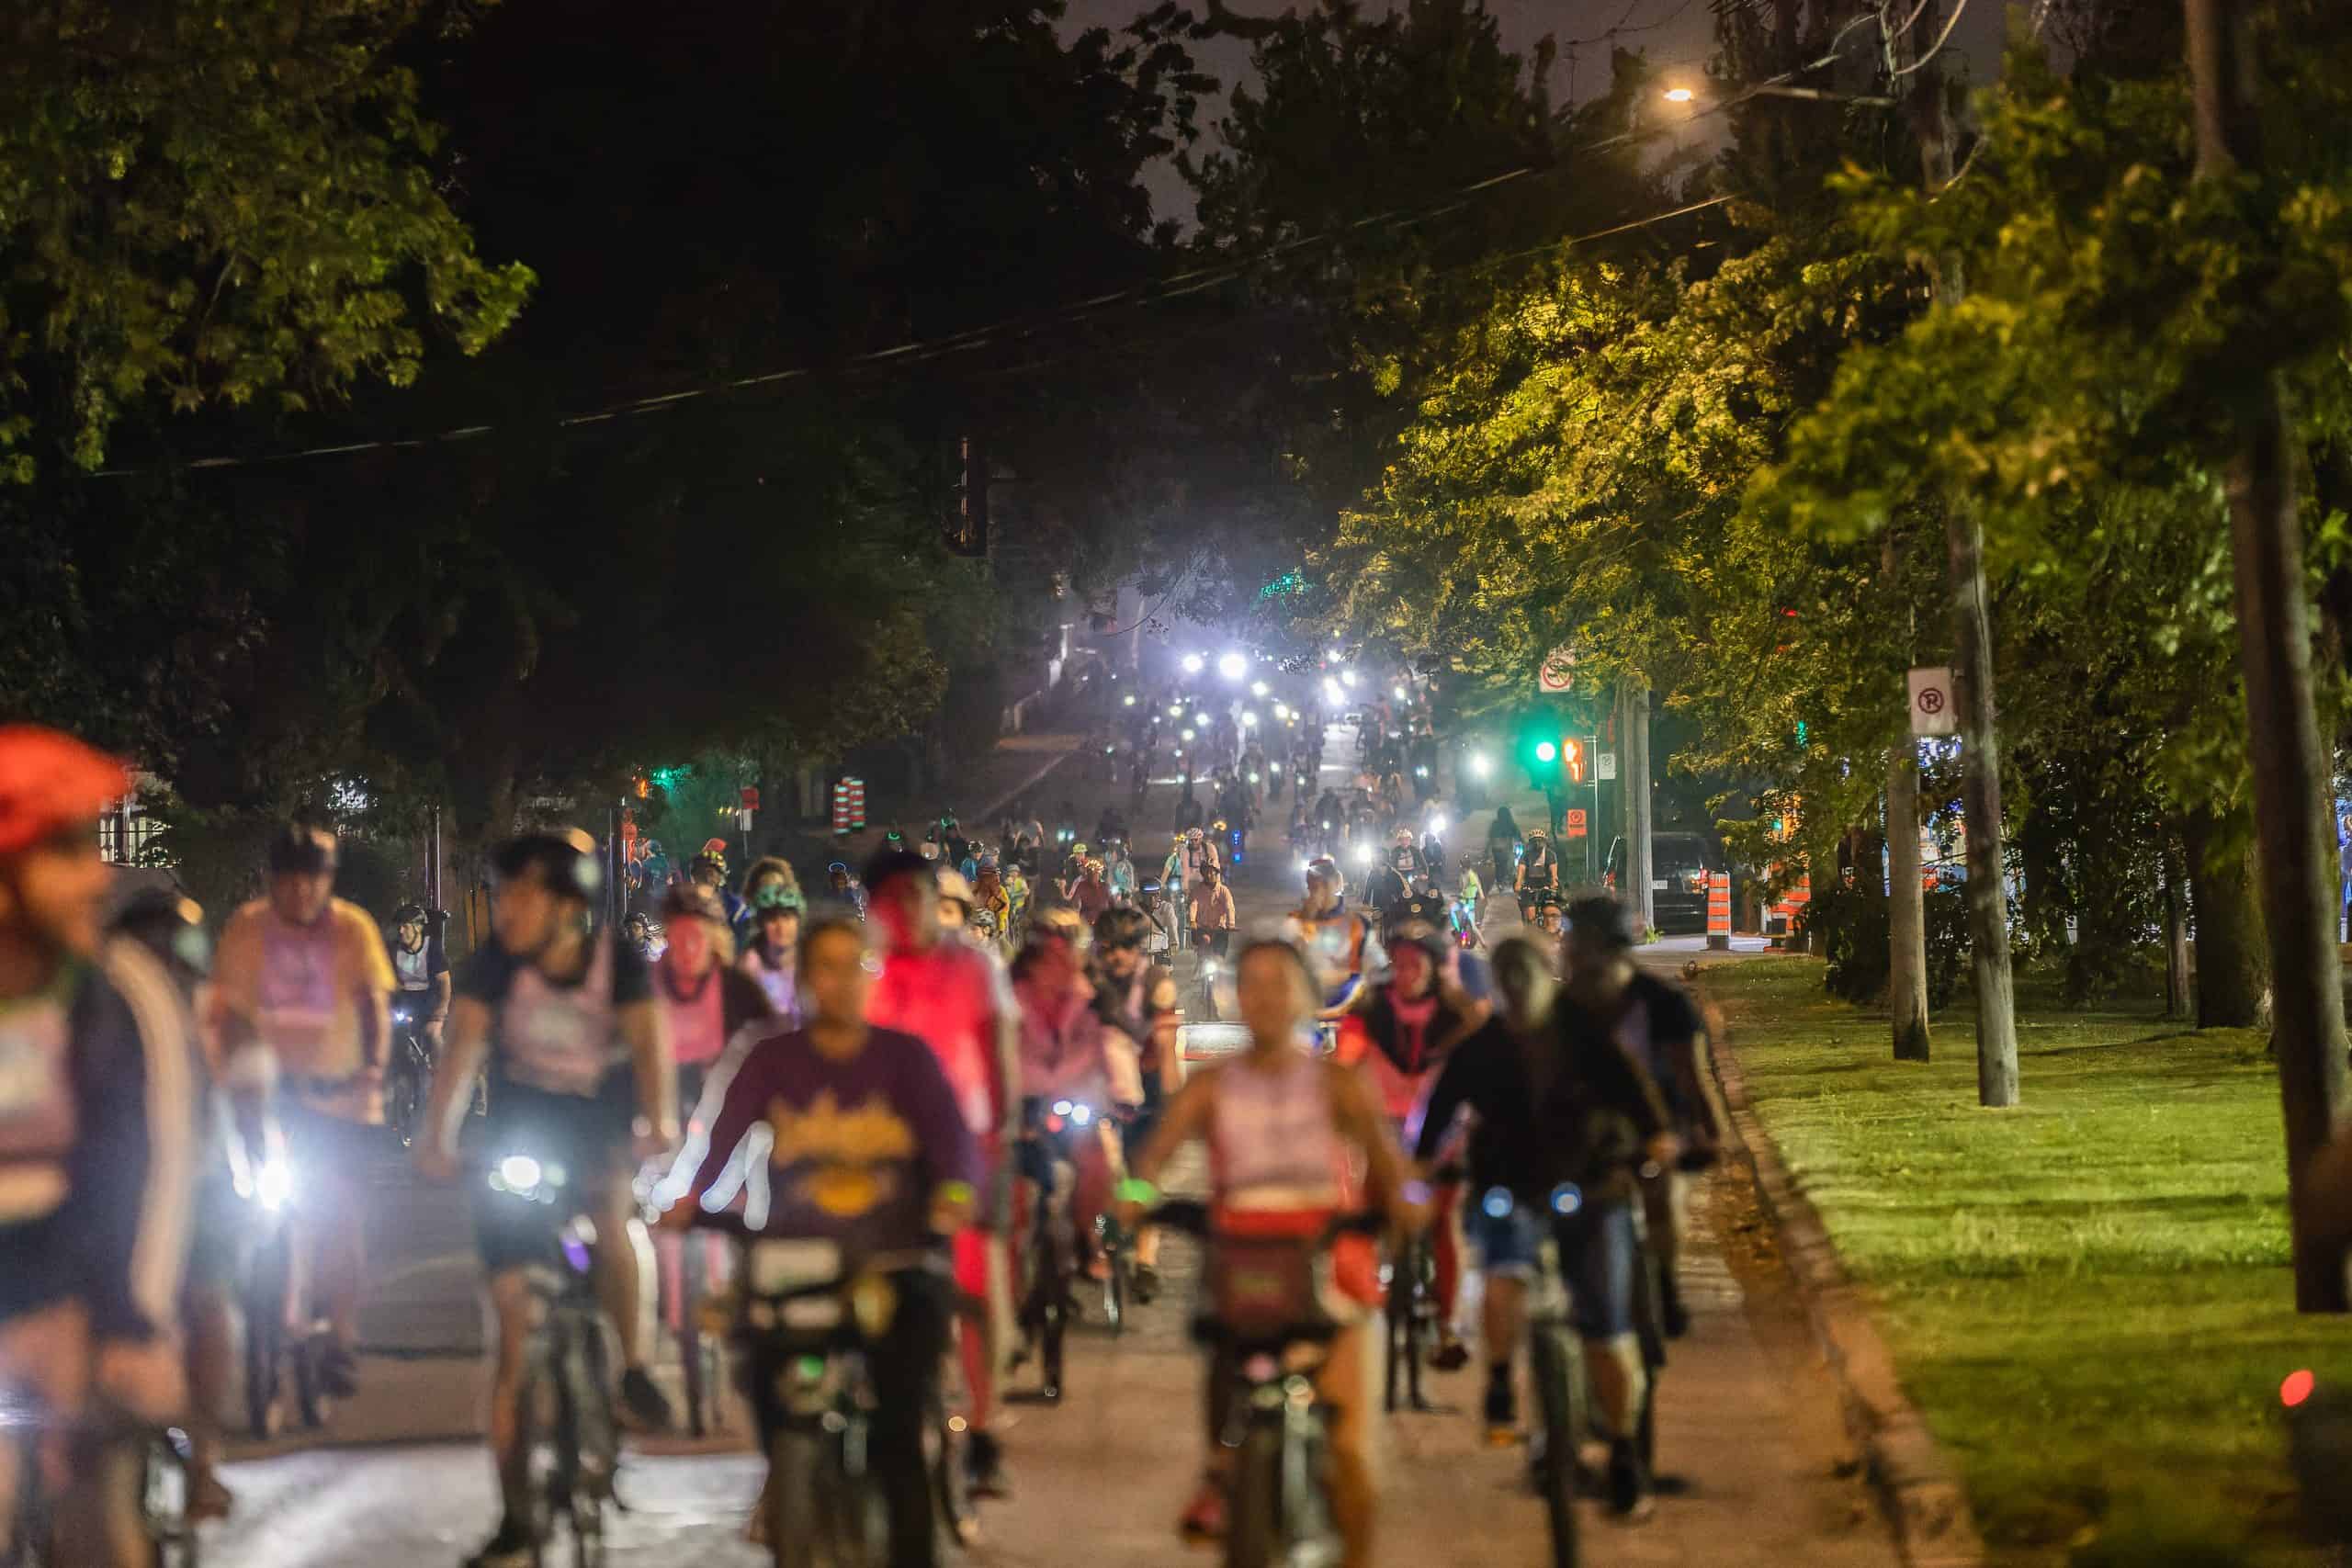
left=210, top=897, right=397, bottom=1099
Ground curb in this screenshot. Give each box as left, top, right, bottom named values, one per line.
left=1707, top=1023, right=1988, bottom=1568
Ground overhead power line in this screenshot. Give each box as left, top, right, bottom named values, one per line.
left=88, top=19, right=1882, bottom=482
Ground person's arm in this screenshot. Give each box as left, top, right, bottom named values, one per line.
left=1410, top=1032, right=1483, bottom=1166
left=619, top=998, right=677, bottom=1150
left=897, top=1035, right=982, bottom=1232
left=419, top=995, right=493, bottom=1178
left=1126, top=1066, right=1218, bottom=1193
left=348, top=908, right=396, bottom=1079
left=81, top=942, right=200, bottom=1345
left=676, top=1039, right=772, bottom=1205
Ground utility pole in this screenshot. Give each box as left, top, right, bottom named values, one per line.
left=2184, top=0, right=2349, bottom=1312
left=1626, top=683, right=1655, bottom=934
left=1884, top=0, right=2017, bottom=1105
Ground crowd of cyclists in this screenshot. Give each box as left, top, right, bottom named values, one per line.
left=0, top=682, right=1739, bottom=1568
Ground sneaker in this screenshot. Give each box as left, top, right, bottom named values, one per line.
left=1178, top=1477, right=1228, bottom=1541
left=1483, top=1374, right=1519, bottom=1447
left=619, top=1367, right=674, bottom=1433
left=1608, top=1437, right=1655, bottom=1521
left=1132, top=1263, right=1160, bottom=1304
left=1659, top=1275, right=1690, bottom=1339
left=462, top=1518, right=537, bottom=1568
left=966, top=1431, right=1011, bottom=1500
left=1430, top=1331, right=1471, bottom=1372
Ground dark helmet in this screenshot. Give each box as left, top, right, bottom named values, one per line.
left=1092, top=907, right=1152, bottom=951
left=110, top=886, right=210, bottom=980
left=266, top=819, right=336, bottom=875
left=392, top=902, right=427, bottom=926
left=1383, top=919, right=1450, bottom=967
left=491, top=830, right=603, bottom=903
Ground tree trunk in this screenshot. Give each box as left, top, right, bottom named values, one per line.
left=2186, top=0, right=2351, bottom=1312
left=1888, top=746, right=1931, bottom=1060
left=1890, top=0, right=2018, bottom=1107
left=2181, top=807, right=2270, bottom=1031
left=2161, top=833, right=2194, bottom=1022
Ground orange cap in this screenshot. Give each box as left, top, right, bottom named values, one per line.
left=0, top=726, right=130, bottom=855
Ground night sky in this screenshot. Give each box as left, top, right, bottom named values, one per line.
left=1057, top=0, right=2013, bottom=223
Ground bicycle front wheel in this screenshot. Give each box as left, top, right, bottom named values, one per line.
left=1529, top=1325, right=1584, bottom=1568
left=1223, top=1423, right=1285, bottom=1568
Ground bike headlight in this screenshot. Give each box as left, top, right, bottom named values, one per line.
left=495, top=1154, right=544, bottom=1195
left=1070, top=1103, right=1092, bottom=1126
left=1351, top=844, right=1373, bottom=865
left=1549, top=1183, right=1584, bottom=1216
left=1052, top=1100, right=1075, bottom=1118
left=255, top=1159, right=296, bottom=1213
left=392, top=1007, right=413, bottom=1024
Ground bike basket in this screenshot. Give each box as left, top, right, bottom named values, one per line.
left=1205, top=1236, right=1329, bottom=1339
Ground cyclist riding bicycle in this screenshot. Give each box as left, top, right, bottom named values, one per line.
left=1184, top=859, right=1237, bottom=968
left=1290, top=855, right=1384, bottom=1022
left=209, top=819, right=398, bottom=1405
left=0, top=727, right=200, bottom=1567
left=1560, top=897, right=1729, bottom=1344
left=660, top=911, right=978, bottom=1567
left=1412, top=929, right=1677, bottom=1517
left=1514, top=829, right=1560, bottom=918
left=1090, top=908, right=1180, bottom=1300
left=651, top=883, right=775, bottom=1158
left=1335, top=923, right=1488, bottom=1373
left=1119, top=936, right=1422, bottom=1562
left=1010, top=930, right=1143, bottom=1292
left=389, top=903, right=450, bottom=1054
left=865, top=849, right=1022, bottom=1499
left=414, top=832, right=679, bottom=1568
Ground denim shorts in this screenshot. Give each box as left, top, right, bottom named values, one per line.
left=1466, top=1190, right=1638, bottom=1340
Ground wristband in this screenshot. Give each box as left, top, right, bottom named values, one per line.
left=935, top=1179, right=975, bottom=1207
left=1114, top=1178, right=1159, bottom=1206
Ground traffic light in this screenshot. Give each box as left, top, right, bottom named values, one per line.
left=1562, top=737, right=1587, bottom=784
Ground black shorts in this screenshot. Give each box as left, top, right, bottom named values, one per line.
left=470, top=1075, right=634, bottom=1275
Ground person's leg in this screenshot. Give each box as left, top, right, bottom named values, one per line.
left=484, top=1270, right=538, bottom=1535
left=1430, top=1182, right=1466, bottom=1363
left=185, top=1282, right=237, bottom=1515
left=1641, top=1169, right=1691, bottom=1335
left=317, top=1118, right=369, bottom=1357
left=0, top=1300, right=95, bottom=1553
left=1317, top=1321, right=1384, bottom=1568
left=1566, top=1205, right=1652, bottom=1517
left=865, top=1278, right=946, bottom=1568
left=1474, top=1206, right=1537, bottom=1434
left=591, top=1158, right=672, bottom=1430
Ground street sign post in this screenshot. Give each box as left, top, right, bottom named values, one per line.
left=1566, top=807, right=1589, bottom=839
left=1597, top=751, right=1617, bottom=781
left=1908, top=667, right=1958, bottom=738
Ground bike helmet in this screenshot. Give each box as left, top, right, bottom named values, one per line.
left=267, top=819, right=338, bottom=875
left=1093, top=907, right=1152, bottom=951
left=392, top=902, right=427, bottom=926
left=752, top=882, right=805, bottom=914
left=0, top=726, right=128, bottom=856
left=491, top=831, right=603, bottom=902
left=1304, top=854, right=1342, bottom=887
left=110, top=886, right=210, bottom=979
left=935, top=867, right=976, bottom=909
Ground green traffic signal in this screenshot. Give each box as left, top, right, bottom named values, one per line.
left=1534, top=739, right=1558, bottom=763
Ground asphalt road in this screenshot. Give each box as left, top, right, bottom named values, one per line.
left=209, top=716, right=1896, bottom=1567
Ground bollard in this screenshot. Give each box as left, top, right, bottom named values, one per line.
left=1706, top=871, right=1732, bottom=951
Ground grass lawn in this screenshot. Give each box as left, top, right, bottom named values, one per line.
left=1698, top=955, right=2348, bottom=1566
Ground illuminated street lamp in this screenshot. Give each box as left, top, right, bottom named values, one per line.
left=1468, top=751, right=1493, bottom=780
left=1182, top=652, right=1205, bottom=675
left=1218, top=651, right=1249, bottom=682
left=1241, top=711, right=1259, bottom=728
left=1250, top=680, right=1271, bottom=698
left=1340, top=669, right=1358, bottom=688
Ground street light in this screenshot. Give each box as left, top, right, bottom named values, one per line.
left=1468, top=751, right=1493, bottom=779
left=1182, top=652, right=1205, bottom=675
left=1218, top=651, right=1249, bottom=682
left=1340, top=670, right=1358, bottom=688
left=1250, top=680, right=1271, bottom=698
left=1392, top=684, right=1408, bottom=701
left=1241, top=711, right=1259, bottom=728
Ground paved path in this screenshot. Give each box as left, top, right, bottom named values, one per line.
left=208, top=712, right=1895, bottom=1566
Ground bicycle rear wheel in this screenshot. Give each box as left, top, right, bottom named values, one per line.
left=242, top=1234, right=289, bottom=1438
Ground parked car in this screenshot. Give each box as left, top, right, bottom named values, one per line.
left=1604, top=831, right=1722, bottom=934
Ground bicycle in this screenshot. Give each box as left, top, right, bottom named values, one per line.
left=1150, top=1199, right=1385, bottom=1568
left=232, top=1111, right=327, bottom=1439
left=2, top=1404, right=201, bottom=1568
left=1093, top=1207, right=1136, bottom=1337
left=1014, top=1095, right=1111, bottom=1403
left=1381, top=1230, right=1441, bottom=1415
left=694, top=1213, right=955, bottom=1568
left=482, top=1151, right=618, bottom=1568
left=1485, top=1185, right=1589, bottom=1568
left=384, top=1004, right=435, bottom=1149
